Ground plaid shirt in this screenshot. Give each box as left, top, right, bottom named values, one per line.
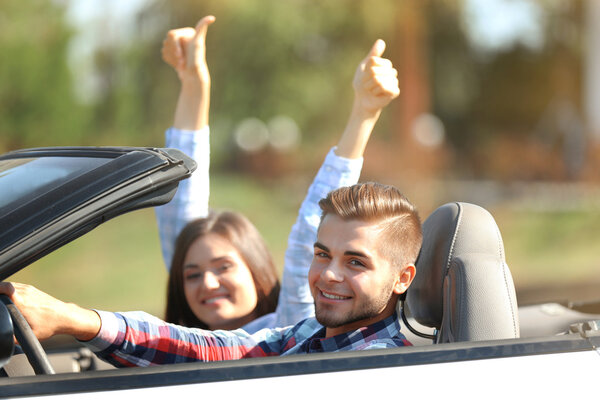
left=154, top=127, right=363, bottom=332
left=86, top=310, right=411, bottom=367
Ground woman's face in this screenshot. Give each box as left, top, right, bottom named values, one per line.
left=182, top=233, right=259, bottom=330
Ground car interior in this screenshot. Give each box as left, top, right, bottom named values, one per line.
left=402, top=201, right=600, bottom=346
left=402, top=201, right=520, bottom=345
left=2, top=201, right=600, bottom=377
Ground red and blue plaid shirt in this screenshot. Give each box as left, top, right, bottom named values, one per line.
left=86, top=311, right=411, bottom=367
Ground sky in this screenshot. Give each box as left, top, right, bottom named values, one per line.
left=464, top=0, right=545, bottom=51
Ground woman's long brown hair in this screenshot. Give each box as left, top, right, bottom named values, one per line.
left=165, top=210, right=280, bottom=329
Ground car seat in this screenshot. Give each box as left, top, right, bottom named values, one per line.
left=403, top=202, right=520, bottom=343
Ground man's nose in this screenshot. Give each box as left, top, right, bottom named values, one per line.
left=321, top=260, right=344, bottom=282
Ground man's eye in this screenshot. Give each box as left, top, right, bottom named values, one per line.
left=349, top=259, right=365, bottom=267
left=315, top=251, right=329, bottom=259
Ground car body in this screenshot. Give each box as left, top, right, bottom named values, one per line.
left=1, top=146, right=600, bottom=399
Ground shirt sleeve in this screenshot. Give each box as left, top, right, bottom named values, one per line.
left=154, top=126, right=210, bottom=271
left=273, top=147, right=363, bottom=328
left=84, top=310, right=290, bottom=367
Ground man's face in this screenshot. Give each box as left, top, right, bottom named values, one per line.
left=308, top=214, right=409, bottom=337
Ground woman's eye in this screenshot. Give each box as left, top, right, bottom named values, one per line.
left=184, top=272, right=202, bottom=281
left=218, top=263, right=233, bottom=273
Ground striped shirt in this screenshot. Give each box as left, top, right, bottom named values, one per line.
left=86, top=310, right=411, bottom=367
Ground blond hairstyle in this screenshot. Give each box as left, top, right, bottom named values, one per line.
left=318, top=182, right=422, bottom=268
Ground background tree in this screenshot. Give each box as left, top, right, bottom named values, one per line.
left=0, top=0, right=89, bottom=150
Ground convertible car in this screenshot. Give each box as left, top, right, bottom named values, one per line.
left=0, top=146, right=599, bottom=398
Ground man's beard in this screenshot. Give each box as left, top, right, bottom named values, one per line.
left=314, top=280, right=395, bottom=329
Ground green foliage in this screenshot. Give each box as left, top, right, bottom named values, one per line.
left=162, top=0, right=401, bottom=159
left=0, top=0, right=89, bottom=151
left=0, top=0, right=588, bottom=180
left=426, top=0, right=585, bottom=178
left=497, top=208, right=600, bottom=289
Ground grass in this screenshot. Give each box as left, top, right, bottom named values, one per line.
left=10, top=173, right=600, bottom=315
left=493, top=208, right=600, bottom=300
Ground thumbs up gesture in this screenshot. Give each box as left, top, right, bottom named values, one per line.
left=161, top=15, right=215, bottom=86
left=352, top=39, right=400, bottom=113
left=163, top=16, right=215, bottom=130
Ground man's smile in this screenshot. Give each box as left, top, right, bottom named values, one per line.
left=319, top=289, right=352, bottom=301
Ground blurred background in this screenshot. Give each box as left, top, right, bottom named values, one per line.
left=4, top=0, right=600, bottom=316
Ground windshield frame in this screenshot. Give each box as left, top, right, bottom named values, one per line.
left=0, top=147, right=195, bottom=280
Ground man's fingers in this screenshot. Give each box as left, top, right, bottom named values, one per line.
left=367, top=39, right=386, bottom=58
left=364, top=65, right=398, bottom=79
left=353, top=39, right=400, bottom=111
left=364, top=57, right=393, bottom=69
left=0, top=282, right=15, bottom=297
left=372, top=82, right=400, bottom=97
left=364, top=75, right=399, bottom=95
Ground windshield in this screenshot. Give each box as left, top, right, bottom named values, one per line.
left=0, top=156, right=111, bottom=216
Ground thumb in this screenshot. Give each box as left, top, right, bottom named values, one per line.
left=189, top=15, right=215, bottom=68
left=367, top=39, right=386, bottom=58
left=194, top=15, right=216, bottom=44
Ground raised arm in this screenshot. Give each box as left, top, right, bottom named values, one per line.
left=336, top=39, right=399, bottom=158
left=155, top=16, right=215, bottom=270
left=270, top=40, right=400, bottom=328
left=166, top=15, right=214, bottom=130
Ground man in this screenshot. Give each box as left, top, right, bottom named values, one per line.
left=0, top=182, right=422, bottom=366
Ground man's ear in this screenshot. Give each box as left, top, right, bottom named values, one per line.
left=393, top=264, right=416, bottom=295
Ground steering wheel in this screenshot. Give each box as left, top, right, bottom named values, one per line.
left=0, top=295, right=55, bottom=375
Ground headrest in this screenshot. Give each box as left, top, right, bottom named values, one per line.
left=406, top=202, right=519, bottom=342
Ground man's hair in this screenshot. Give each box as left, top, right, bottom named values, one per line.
left=318, top=182, right=422, bottom=269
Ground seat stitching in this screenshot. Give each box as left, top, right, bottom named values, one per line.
left=443, top=203, right=462, bottom=341
left=445, top=202, right=462, bottom=274
left=494, top=215, right=518, bottom=337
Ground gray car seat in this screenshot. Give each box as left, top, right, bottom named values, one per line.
left=404, top=202, right=520, bottom=343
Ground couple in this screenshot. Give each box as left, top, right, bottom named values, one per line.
left=0, top=16, right=422, bottom=365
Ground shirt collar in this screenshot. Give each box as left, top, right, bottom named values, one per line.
left=302, top=312, right=402, bottom=353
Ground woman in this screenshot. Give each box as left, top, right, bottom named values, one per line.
left=155, top=16, right=400, bottom=332
left=165, top=211, right=279, bottom=330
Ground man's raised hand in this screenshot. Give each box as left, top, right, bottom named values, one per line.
left=352, top=39, right=400, bottom=113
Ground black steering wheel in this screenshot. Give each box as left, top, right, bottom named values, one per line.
left=0, top=295, right=55, bottom=375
